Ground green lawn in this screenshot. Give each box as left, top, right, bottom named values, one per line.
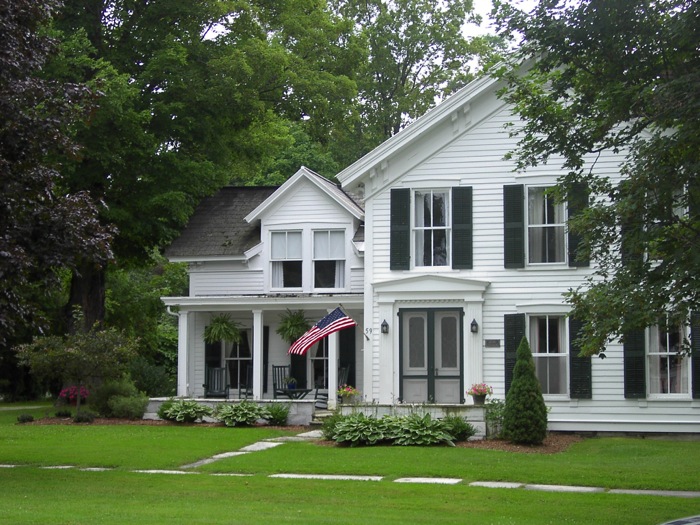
left=1, top=402, right=700, bottom=524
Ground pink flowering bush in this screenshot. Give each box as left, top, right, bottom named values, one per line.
left=337, top=384, right=360, bottom=397
left=467, top=383, right=493, bottom=396
left=59, top=385, right=90, bottom=403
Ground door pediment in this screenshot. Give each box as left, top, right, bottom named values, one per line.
left=373, top=274, right=489, bottom=302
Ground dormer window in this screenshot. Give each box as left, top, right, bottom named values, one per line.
left=314, top=230, right=345, bottom=289
left=271, top=231, right=302, bottom=288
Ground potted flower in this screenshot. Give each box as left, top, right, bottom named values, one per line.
left=466, top=383, right=493, bottom=405
left=337, top=384, right=360, bottom=404
left=284, top=376, right=297, bottom=389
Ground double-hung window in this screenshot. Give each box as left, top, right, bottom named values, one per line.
left=648, top=323, right=689, bottom=395
left=527, top=187, right=566, bottom=264
left=529, top=315, right=568, bottom=395
left=313, top=230, right=345, bottom=289
left=271, top=231, right=302, bottom=289
left=414, top=190, right=450, bottom=267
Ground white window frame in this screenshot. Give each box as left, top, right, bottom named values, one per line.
left=529, top=314, right=569, bottom=397
left=647, top=322, right=690, bottom=398
left=526, top=186, right=567, bottom=265
left=312, top=229, right=346, bottom=290
left=413, top=189, right=451, bottom=268
left=270, top=230, right=303, bottom=290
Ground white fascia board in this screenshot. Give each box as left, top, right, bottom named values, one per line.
left=336, top=75, right=498, bottom=189
left=168, top=255, right=246, bottom=263
left=161, top=294, right=365, bottom=312
left=244, top=243, right=263, bottom=261
left=352, top=241, right=365, bottom=257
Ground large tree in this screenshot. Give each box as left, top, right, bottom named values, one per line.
left=51, top=0, right=361, bottom=328
left=0, top=0, right=112, bottom=346
left=494, top=0, right=699, bottom=356
left=330, top=0, right=504, bottom=164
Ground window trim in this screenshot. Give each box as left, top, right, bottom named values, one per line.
left=312, top=229, right=346, bottom=291
left=270, top=230, right=303, bottom=291
left=526, top=186, right=568, bottom=266
left=412, top=189, right=452, bottom=268
left=528, top=314, right=569, bottom=398
left=646, top=322, right=691, bottom=399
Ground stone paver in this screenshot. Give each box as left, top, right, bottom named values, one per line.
left=470, top=481, right=523, bottom=489
left=610, top=489, right=700, bottom=498
left=270, top=473, right=382, bottom=482
left=395, top=477, right=462, bottom=485
left=525, top=483, right=605, bottom=494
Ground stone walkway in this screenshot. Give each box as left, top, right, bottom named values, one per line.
left=2, top=428, right=699, bottom=500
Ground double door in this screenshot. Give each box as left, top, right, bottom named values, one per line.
left=400, top=309, right=463, bottom=404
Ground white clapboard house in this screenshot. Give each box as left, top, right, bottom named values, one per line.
left=163, top=72, right=699, bottom=433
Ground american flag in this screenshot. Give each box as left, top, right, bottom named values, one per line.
left=287, top=307, right=356, bottom=355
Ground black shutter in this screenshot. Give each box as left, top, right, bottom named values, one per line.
left=504, top=313, right=526, bottom=393
left=263, top=326, right=269, bottom=393
left=452, top=186, right=473, bottom=269
left=567, top=182, right=590, bottom=267
left=623, top=328, right=646, bottom=399
left=390, top=188, right=411, bottom=270
left=569, top=317, right=592, bottom=399
left=503, top=185, right=525, bottom=268
left=691, top=312, right=700, bottom=399
left=290, top=352, right=308, bottom=389
left=339, top=326, right=356, bottom=387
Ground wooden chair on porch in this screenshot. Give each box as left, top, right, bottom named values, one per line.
left=272, top=365, right=291, bottom=399
left=314, top=367, right=349, bottom=409
left=238, top=364, right=253, bottom=399
left=203, top=366, right=229, bottom=398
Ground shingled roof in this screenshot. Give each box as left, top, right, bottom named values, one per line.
left=165, top=186, right=277, bottom=261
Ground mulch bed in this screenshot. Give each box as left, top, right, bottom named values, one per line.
left=27, top=417, right=582, bottom=453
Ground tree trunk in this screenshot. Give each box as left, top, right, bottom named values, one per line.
left=67, top=261, right=106, bottom=333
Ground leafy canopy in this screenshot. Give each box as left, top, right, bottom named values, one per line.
left=494, top=0, right=700, bottom=355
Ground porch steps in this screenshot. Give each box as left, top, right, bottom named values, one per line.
left=310, top=409, right=334, bottom=427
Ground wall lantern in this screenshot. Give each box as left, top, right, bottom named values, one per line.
left=470, top=319, right=479, bottom=334
left=381, top=319, right=389, bottom=334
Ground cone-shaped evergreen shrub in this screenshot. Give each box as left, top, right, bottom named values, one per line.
left=502, top=337, right=548, bottom=445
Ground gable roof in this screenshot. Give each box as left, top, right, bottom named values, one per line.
left=165, top=186, right=277, bottom=262
left=245, top=166, right=364, bottom=223
left=336, top=74, right=501, bottom=190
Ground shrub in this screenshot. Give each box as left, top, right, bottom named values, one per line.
left=17, top=414, right=34, bottom=424
left=215, top=400, right=268, bottom=427
left=502, top=337, right=548, bottom=445
left=484, top=399, right=506, bottom=438
left=108, top=394, right=149, bottom=419
left=320, top=411, right=346, bottom=441
left=91, top=379, right=140, bottom=417
left=333, top=413, right=389, bottom=446
left=55, top=409, right=72, bottom=418
left=266, top=403, right=290, bottom=426
left=392, top=413, right=455, bottom=447
left=73, top=411, right=96, bottom=423
left=161, top=399, right=212, bottom=423
left=157, top=398, right=176, bottom=420
left=442, top=415, right=477, bottom=442
left=129, top=356, right=176, bottom=397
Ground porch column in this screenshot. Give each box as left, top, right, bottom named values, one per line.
left=252, top=309, right=264, bottom=399
left=328, top=312, right=339, bottom=407
left=177, top=310, right=190, bottom=397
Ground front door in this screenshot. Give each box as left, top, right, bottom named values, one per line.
left=400, top=309, right=463, bottom=403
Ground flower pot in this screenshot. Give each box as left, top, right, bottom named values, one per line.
left=471, top=394, right=486, bottom=406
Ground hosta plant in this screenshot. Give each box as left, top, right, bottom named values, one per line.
left=161, top=399, right=212, bottom=423
left=215, top=400, right=269, bottom=427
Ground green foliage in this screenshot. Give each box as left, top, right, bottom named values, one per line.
left=442, top=415, right=477, bottom=442
left=333, top=413, right=388, bottom=446
left=161, top=400, right=212, bottom=423
left=320, top=411, right=346, bottom=441
left=16, top=414, right=34, bottom=424
left=484, top=399, right=506, bottom=439
left=494, top=0, right=700, bottom=355
left=72, top=411, right=96, bottom=424
left=54, top=409, right=72, bottom=418
left=214, top=400, right=269, bottom=427
left=203, top=314, right=242, bottom=345
left=503, top=338, right=548, bottom=445
left=90, top=379, right=140, bottom=418
left=276, top=309, right=310, bottom=344
left=156, top=398, right=176, bottom=420
left=129, top=356, right=175, bottom=397
left=107, top=395, right=149, bottom=420
left=265, top=403, right=290, bottom=426
left=391, top=413, right=455, bottom=447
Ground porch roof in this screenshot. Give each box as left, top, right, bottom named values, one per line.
left=162, top=293, right=364, bottom=313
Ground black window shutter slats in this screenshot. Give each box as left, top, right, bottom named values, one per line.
left=568, top=317, right=592, bottom=399
left=452, top=186, right=473, bottom=269
left=623, top=328, right=646, bottom=399
left=503, top=185, right=525, bottom=268
left=691, top=312, right=700, bottom=399
left=567, top=182, right=590, bottom=267
left=504, top=313, right=526, bottom=394
left=390, top=188, right=411, bottom=270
